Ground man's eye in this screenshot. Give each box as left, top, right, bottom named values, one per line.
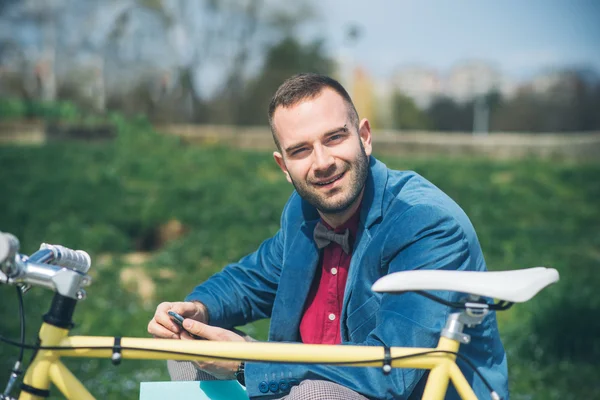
left=328, top=135, right=343, bottom=142
left=291, top=148, right=307, bottom=156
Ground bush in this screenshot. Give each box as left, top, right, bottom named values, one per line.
left=0, top=99, right=27, bottom=118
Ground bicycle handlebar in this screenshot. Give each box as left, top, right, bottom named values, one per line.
left=0, top=232, right=92, bottom=299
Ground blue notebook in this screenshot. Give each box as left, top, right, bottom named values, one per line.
left=140, top=380, right=248, bottom=400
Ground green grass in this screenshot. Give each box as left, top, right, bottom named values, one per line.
left=0, top=119, right=598, bottom=399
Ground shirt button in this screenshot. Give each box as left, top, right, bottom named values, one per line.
left=328, top=313, right=336, bottom=321
left=279, top=379, right=290, bottom=392
left=331, top=267, right=338, bottom=275
left=269, top=380, right=279, bottom=393
left=259, top=381, right=269, bottom=393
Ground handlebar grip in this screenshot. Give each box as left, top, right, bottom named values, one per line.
left=40, top=243, right=91, bottom=273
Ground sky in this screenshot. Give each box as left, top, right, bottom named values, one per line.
left=1, top=0, right=598, bottom=95
left=313, top=0, right=600, bottom=80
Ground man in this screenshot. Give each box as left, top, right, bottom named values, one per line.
left=148, top=73, right=509, bottom=399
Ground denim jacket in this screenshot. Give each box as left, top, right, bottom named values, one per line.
left=186, top=157, right=509, bottom=399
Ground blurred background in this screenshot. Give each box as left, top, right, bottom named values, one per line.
left=0, top=0, right=599, bottom=399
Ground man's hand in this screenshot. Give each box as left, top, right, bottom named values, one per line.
left=148, top=301, right=245, bottom=379
left=182, top=319, right=247, bottom=380
left=147, top=301, right=208, bottom=339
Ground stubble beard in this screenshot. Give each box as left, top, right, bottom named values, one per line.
left=289, top=144, right=369, bottom=215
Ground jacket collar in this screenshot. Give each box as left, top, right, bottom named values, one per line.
left=360, top=156, right=388, bottom=229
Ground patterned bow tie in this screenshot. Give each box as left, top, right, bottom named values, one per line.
left=313, top=221, right=351, bottom=254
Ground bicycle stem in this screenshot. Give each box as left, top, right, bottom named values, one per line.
left=0, top=233, right=92, bottom=300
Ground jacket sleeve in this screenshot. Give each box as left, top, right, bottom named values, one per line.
left=244, top=204, right=475, bottom=399
left=184, top=211, right=287, bottom=328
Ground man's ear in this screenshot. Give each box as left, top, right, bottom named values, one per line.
left=273, top=151, right=292, bottom=184
left=358, top=118, right=372, bottom=156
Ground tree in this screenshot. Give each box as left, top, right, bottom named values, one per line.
left=426, top=96, right=473, bottom=132
left=390, top=92, right=431, bottom=130
left=0, top=0, right=324, bottom=123
left=491, top=69, right=600, bottom=132
left=228, top=35, right=333, bottom=126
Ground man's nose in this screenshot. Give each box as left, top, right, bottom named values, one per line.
left=312, top=145, right=335, bottom=172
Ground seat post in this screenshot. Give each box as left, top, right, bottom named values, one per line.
left=441, top=301, right=489, bottom=344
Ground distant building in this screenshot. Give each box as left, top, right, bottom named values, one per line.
left=528, top=70, right=582, bottom=96
left=518, top=69, right=585, bottom=104
left=444, top=61, right=506, bottom=103
left=529, top=70, right=565, bottom=94
left=390, top=66, right=441, bottom=109
left=387, top=61, right=517, bottom=110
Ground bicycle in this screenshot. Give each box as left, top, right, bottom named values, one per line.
left=0, top=231, right=559, bottom=400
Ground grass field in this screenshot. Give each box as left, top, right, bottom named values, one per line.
left=0, top=119, right=598, bottom=399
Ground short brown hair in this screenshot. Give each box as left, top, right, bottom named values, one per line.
left=268, top=73, right=359, bottom=151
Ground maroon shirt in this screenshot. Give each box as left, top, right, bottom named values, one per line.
left=299, top=209, right=361, bottom=344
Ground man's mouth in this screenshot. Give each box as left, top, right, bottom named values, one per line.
left=314, top=172, right=345, bottom=187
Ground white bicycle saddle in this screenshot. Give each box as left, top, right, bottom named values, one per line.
left=371, top=267, right=559, bottom=303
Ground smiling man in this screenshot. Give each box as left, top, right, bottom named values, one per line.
left=271, top=80, right=371, bottom=228
left=148, top=73, right=509, bottom=399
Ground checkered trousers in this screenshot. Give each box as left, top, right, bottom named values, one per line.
left=166, top=361, right=369, bottom=399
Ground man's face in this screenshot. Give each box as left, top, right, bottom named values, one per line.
left=272, top=88, right=372, bottom=214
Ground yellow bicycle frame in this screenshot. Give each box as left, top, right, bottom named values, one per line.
left=20, top=322, right=477, bottom=400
